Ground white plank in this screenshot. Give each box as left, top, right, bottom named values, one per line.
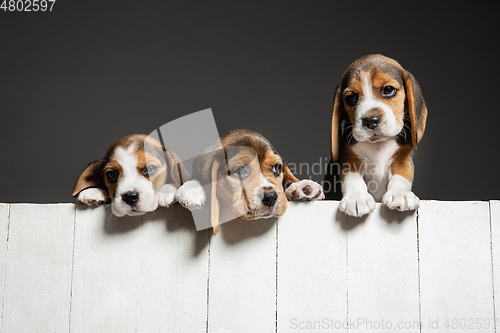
left=419, top=201, right=494, bottom=332
left=2, top=204, right=75, bottom=333
left=490, top=200, right=500, bottom=332
left=277, top=201, right=347, bottom=332
left=208, top=216, right=277, bottom=333
left=70, top=205, right=141, bottom=332
left=0, top=204, right=10, bottom=329
left=70, top=204, right=209, bottom=333
left=137, top=205, right=210, bottom=332
left=347, top=204, right=420, bottom=332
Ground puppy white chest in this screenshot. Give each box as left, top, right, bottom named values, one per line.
left=351, top=140, right=399, bottom=200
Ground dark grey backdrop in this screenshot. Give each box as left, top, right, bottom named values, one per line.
left=1, top=0, right=499, bottom=203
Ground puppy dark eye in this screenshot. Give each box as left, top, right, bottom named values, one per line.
left=142, top=165, right=158, bottom=178
left=106, top=170, right=119, bottom=183
left=381, top=86, right=397, bottom=98
left=271, top=164, right=282, bottom=177
left=231, top=165, right=250, bottom=180
left=345, top=94, right=358, bottom=106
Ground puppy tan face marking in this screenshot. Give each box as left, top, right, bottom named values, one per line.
left=217, top=149, right=261, bottom=219
left=343, top=69, right=406, bottom=143
left=216, top=147, right=287, bottom=220
left=102, top=157, right=122, bottom=200
left=371, top=72, right=405, bottom=126
left=260, top=150, right=287, bottom=214
left=261, top=151, right=283, bottom=186
left=136, top=148, right=167, bottom=192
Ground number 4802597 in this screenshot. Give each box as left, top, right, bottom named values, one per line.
left=1, top=0, right=56, bottom=11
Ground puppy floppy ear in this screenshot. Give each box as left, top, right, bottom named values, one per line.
left=210, top=158, right=221, bottom=236
left=72, top=160, right=107, bottom=197
left=403, top=71, right=428, bottom=148
left=163, top=149, right=190, bottom=187
left=331, top=85, right=346, bottom=161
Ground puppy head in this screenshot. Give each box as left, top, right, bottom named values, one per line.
left=331, top=54, right=428, bottom=160
left=72, top=134, right=182, bottom=216
left=194, top=130, right=288, bottom=235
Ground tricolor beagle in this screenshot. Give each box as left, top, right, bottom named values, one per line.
left=176, top=129, right=324, bottom=235
left=331, top=54, right=428, bottom=217
left=72, top=134, right=185, bottom=217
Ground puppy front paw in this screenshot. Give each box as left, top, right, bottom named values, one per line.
left=285, top=180, right=325, bottom=201
left=382, top=189, right=420, bottom=211
left=175, top=180, right=206, bottom=211
left=339, top=191, right=375, bottom=217
left=77, top=188, right=109, bottom=205
left=158, top=184, right=177, bottom=207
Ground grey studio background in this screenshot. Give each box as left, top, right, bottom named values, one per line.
left=1, top=0, right=499, bottom=203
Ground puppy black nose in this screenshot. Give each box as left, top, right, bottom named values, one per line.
left=362, top=115, right=381, bottom=130
left=122, top=191, right=139, bottom=206
left=262, top=191, right=278, bottom=207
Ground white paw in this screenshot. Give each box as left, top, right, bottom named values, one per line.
left=158, top=184, right=177, bottom=207
left=339, top=191, right=376, bottom=217
left=175, top=180, right=206, bottom=211
left=78, top=188, right=109, bottom=205
left=285, top=180, right=325, bottom=201
left=382, top=189, right=420, bottom=211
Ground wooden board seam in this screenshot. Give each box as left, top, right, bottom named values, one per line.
left=417, top=208, right=422, bottom=333
left=206, top=236, right=211, bottom=333
left=68, top=205, right=77, bottom=333
left=346, top=217, right=350, bottom=328
left=275, top=220, right=278, bottom=333
left=489, top=201, right=497, bottom=333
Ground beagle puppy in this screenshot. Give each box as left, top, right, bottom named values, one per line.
left=176, top=129, right=324, bottom=235
left=331, top=54, right=428, bottom=217
left=72, top=134, right=185, bottom=217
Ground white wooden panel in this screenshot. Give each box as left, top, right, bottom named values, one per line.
left=0, top=200, right=496, bottom=332
left=348, top=204, right=420, bottom=332
left=419, top=201, right=494, bottom=332
left=208, top=217, right=277, bottom=333
left=2, top=204, right=75, bottom=333
left=277, top=201, right=347, bottom=332
left=137, top=205, right=210, bottom=333
left=70, top=204, right=209, bottom=333
left=490, top=200, right=500, bottom=332
left=0, top=204, right=10, bottom=329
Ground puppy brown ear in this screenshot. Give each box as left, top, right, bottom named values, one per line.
left=210, top=158, right=221, bottom=236
left=164, top=149, right=190, bottom=187
left=403, top=71, right=428, bottom=148
left=282, top=164, right=299, bottom=190
left=331, top=85, right=345, bottom=161
left=72, top=160, right=107, bottom=197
